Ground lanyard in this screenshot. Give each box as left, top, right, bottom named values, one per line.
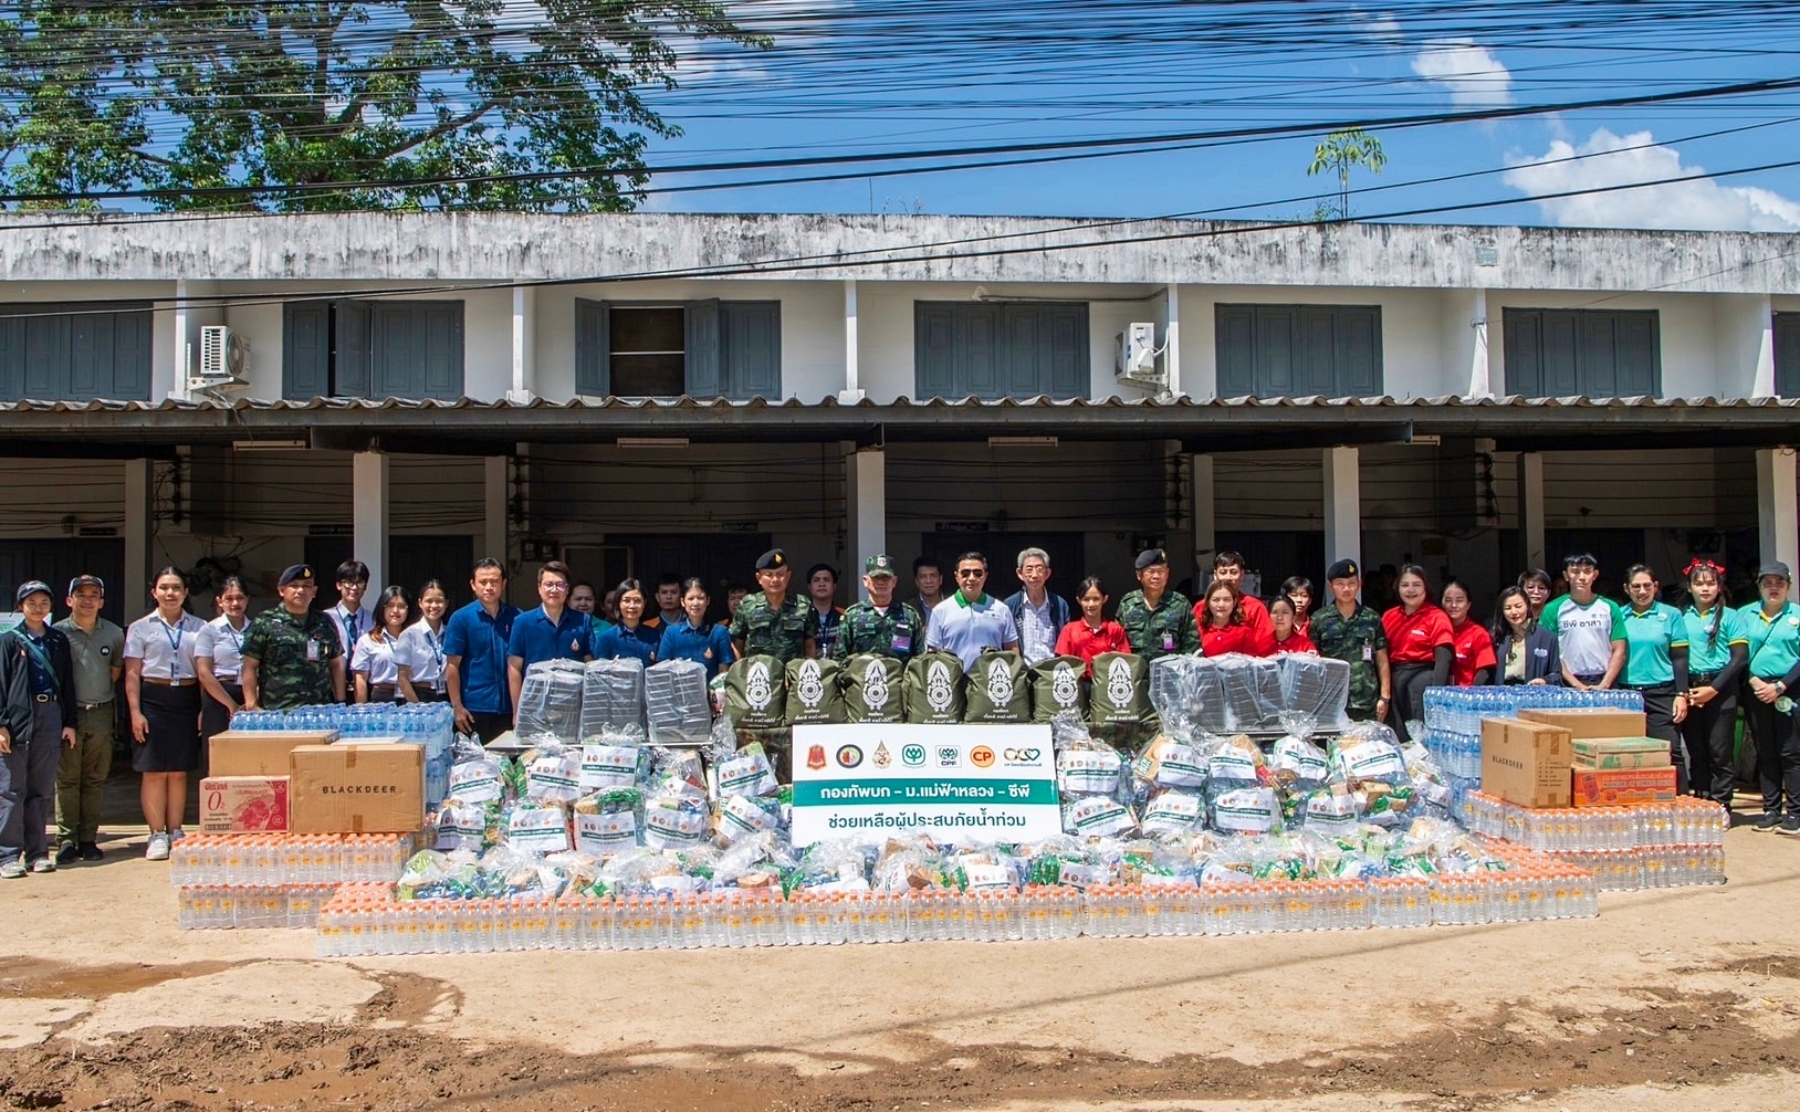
left=21, top=629, right=55, bottom=688
left=426, top=627, right=445, bottom=669
left=222, top=618, right=245, bottom=653
left=156, top=615, right=186, bottom=677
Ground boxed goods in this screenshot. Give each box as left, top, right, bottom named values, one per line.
left=1572, top=766, right=1678, bottom=807
left=208, top=730, right=340, bottom=776
left=289, top=743, right=425, bottom=834
left=199, top=776, right=289, bottom=833
left=1571, top=737, right=1671, bottom=770
left=1480, top=717, right=1573, bottom=808
left=1518, top=708, right=1646, bottom=739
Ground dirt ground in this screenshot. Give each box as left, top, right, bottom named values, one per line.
left=4, top=792, right=1800, bottom=1111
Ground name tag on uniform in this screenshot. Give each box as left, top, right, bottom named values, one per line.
left=893, top=630, right=912, bottom=653
left=1363, top=644, right=1374, bottom=662
left=1162, top=633, right=1176, bottom=651
left=306, top=639, right=321, bottom=662
left=1533, top=647, right=1549, bottom=658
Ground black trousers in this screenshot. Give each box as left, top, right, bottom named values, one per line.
left=1633, top=686, right=1689, bottom=795
left=470, top=711, right=512, bottom=743
left=1680, top=685, right=1738, bottom=805
left=1742, top=689, right=1800, bottom=816
left=1389, top=663, right=1433, bottom=745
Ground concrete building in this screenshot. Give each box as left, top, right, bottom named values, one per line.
left=1, top=211, right=1797, bottom=621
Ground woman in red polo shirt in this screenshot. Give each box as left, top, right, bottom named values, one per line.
left=1269, top=594, right=1317, bottom=654
left=1442, top=579, right=1496, bottom=686
left=1381, top=564, right=1454, bottom=742
left=1055, top=577, right=1129, bottom=676
left=1198, top=581, right=1257, bottom=656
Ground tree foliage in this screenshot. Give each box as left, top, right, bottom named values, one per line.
left=0, top=1, right=768, bottom=211
left=1306, top=127, right=1386, bottom=221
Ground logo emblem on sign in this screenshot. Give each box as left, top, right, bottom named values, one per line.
left=796, top=659, right=825, bottom=709
left=987, top=663, right=1013, bottom=706
left=926, top=660, right=955, bottom=712
left=873, top=741, right=892, bottom=768
left=970, top=745, right=995, bottom=768
left=836, top=744, right=864, bottom=769
left=806, top=744, right=827, bottom=771
left=864, top=660, right=890, bottom=710
left=1003, top=748, right=1042, bottom=764
left=746, top=661, right=773, bottom=711
left=1051, top=662, right=1080, bottom=707
left=902, top=744, right=926, bottom=767
left=937, top=745, right=960, bottom=768
left=1106, top=657, right=1134, bottom=707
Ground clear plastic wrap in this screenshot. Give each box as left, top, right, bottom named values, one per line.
left=516, top=659, right=586, bottom=740
left=1277, top=654, right=1352, bottom=729
left=789, top=838, right=875, bottom=893
left=524, top=741, right=582, bottom=804
left=1330, top=723, right=1415, bottom=827
left=572, top=787, right=643, bottom=856
left=1132, top=732, right=1210, bottom=790
left=578, top=738, right=648, bottom=792
left=1213, top=653, right=1285, bottom=731
left=644, top=659, right=713, bottom=746
left=715, top=741, right=780, bottom=799
left=871, top=836, right=952, bottom=891
left=1140, top=789, right=1204, bottom=838
left=506, top=800, right=572, bottom=854
left=580, top=658, right=647, bottom=738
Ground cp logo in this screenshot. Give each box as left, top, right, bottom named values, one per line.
left=969, top=745, right=995, bottom=768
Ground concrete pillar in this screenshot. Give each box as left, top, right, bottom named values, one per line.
left=846, top=447, right=886, bottom=589
left=352, top=451, right=390, bottom=592
left=509, top=287, right=536, bottom=403
left=1164, top=284, right=1182, bottom=397
left=1322, top=446, right=1361, bottom=574
left=1467, top=289, right=1492, bottom=398
left=170, top=278, right=193, bottom=403
left=1517, top=452, right=1546, bottom=571
left=483, top=455, right=509, bottom=565
left=1757, top=447, right=1799, bottom=570
left=123, top=459, right=152, bottom=598
left=1752, top=296, right=1777, bottom=398
left=838, top=279, right=863, bottom=404
left=1189, top=453, right=1214, bottom=568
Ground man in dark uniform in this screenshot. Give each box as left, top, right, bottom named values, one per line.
left=1310, top=559, right=1392, bottom=723
left=729, top=549, right=818, bottom=664
left=1116, top=549, right=1199, bottom=661
left=833, top=555, right=924, bottom=662
left=241, top=565, right=346, bottom=711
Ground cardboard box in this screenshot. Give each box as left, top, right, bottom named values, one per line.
left=1481, top=717, right=1573, bottom=808
left=1571, top=736, right=1671, bottom=770
left=199, top=776, right=290, bottom=833
left=1572, top=765, right=1679, bottom=807
left=208, top=730, right=340, bottom=777
left=288, top=743, right=424, bottom=834
left=1518, top=708, right=1647, bottom=739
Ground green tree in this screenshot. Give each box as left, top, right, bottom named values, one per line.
left=1306, top=127, right=1386, bottom=221
left=0, top=1, right=769, bottom=212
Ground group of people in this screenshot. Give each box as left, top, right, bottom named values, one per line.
left=4, top=541, right=1799, bottom=878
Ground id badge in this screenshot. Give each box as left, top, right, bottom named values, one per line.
left=892, top=631, right=912, bottom=653
left=1362, top=643, right=1374, bottom=662
left=306, top=639, right=321, bottom=662
left=1162, top=633, right=1176, bottom=652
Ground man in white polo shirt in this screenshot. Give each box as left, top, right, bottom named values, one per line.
left=1543, top=552, right=1628, bottom=689
left=926, top=552, right=1021, bottom=668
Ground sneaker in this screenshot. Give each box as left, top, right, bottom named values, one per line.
left=1780, top=816, right=1800, bottom=837
left=0, top=859, right=25, bottom=879
left=1752, top=812, right=1785, bottom=832
left=145, top=832, right=170, bottom=861
left=54, top=842, right=78, bottom=865
left=168, top=828, right=186, bottom=844
left=78, top=842, right=103, bottom=862
left=29, top=857, right=54, bottom=874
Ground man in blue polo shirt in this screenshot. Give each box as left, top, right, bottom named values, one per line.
left=926, top=552, right=1020, bottom=668
left=506, top=560, right=594, bottom=726
left=444, top=558, right=522, bottom=742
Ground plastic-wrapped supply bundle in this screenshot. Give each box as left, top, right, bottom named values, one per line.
left=579, top=658, right=647, bottom=738
left=965, top=650, right=1030, bottom=724
left=715, top=741, right=780, bottom=800
left=785, top=657, right=846, bottom=725
left=1031, top=655, right=1089, bottom=722
left=1052, top=714, right=1137, bottom=838
left=645, top=660, right=712, bottom=746
left=1131, top=733, right=1209, bottom=791
left=573, top=787, right=642, bottom=857
left=517, top=660, right=586, bottom=741
left=842, top=655, right=905, bottom=723
left=1148, top=654, right=1204, bottom=731
left=1268, top=729, right=1330, bottom=827
left=1212, top=653, right=1284, bottom=731
left=578, top=727, right=649, bottom=792
left=1399, top=741, right=1455, bottom=820
left=724, top=655, right=787, bottom=732
left=1277, top=654, right=1352, bottom=730
left=904, top=650, right=965, bottom=724
left=641, top=748, right=712, bottom=851
left=507, top=800, right=572, bottom=854
left=1206, top=735, right=1283, bottom=835
left=1330, top=722, right=1415, bottom=827
left=1056, top=744, right=1124, bottom=798
left=1088, top=652, right=1152, bottom=750
left=1140, top=790, right=1204, bottom=838
left=524, top=741, right=583, bottom=804
left=446, top=736, right=505, bottom=806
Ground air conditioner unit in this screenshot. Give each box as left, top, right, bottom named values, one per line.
left=191, top=325, right=250, bottom=389
left=1114, top=321, right=1164, bottom=389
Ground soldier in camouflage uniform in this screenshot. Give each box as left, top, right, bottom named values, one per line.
left=1309, top=559, right=1391, bottom=722
left=728, top=549, right=819, bottom=664
left=1116, top=549, right=1199, bottom=661
left=833, top=554, right=924, bottom=662
left=241, top=565, right=346, bottom=710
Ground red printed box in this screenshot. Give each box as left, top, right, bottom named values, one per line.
left=199, top=776, right=290, bottom=833
left=1571, top=766, right=1678, bottom=808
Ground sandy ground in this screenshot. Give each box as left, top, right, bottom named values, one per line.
left=3, top=794, right=1800, bottom=1111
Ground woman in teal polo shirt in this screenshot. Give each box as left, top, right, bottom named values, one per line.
left=1620, top=565, right=1691, bottom=792
left=1680, top=560, right=1748, bottom=807
left=1738, top=561, right=1800, bottom=834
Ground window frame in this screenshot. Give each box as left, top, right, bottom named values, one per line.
left=0, top=300, right=154, bottom=403
left=574, top=298, right=782, bottom=400
left=1501, top=307, right=1661, bottom=398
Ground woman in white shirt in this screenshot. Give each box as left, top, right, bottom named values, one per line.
left=123, top=567, right=207, bottom=860
left=351, top=586, right=414, bottom=704
left=397, top=579, right=450, bottom=702
left=194, top=576, right=251, bottom=745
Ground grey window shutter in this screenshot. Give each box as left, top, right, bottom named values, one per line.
left=335, top=300, right=372, bottom=398
left=0, top=314, right=22, bottom=401
left=422, top=303, right=464, bottom=399
left=1579, top=312, right=1618, bottom=396
left=959, top=303, right=1000, bottom=398
left=722, top=300, right=781, bottom=399
left=283, top=302, right=332, bottom=400
left=370, top=303, right=416, bottom=398
left=69, top=311, right=114, bottom=398
left=1295, top=307, right=1337, bottom=396
left=1503, top=310, right=1542, bottom=396
left=23, top=313, right=67, bottom=399
left=1336, top=307, right=1381, bottom=396
left=1215, top=306, right=1256, bottom=397
left=999, top=304, right=1040, bottom=397
left=684, top=298, right=721, bottom=397
left=112, top=309, right=151, bottom=399
left=1541, top=311, right=1580, bottom=396
left=915, top=303, right=958, bottom=398
left=1255, top=306, right=1295, bottom=396
left=575, top=298, right=610, bottom=395
left=1044, top=304, right=1087, bottom=398
left=1777, top=314, right=1800, bottom=398
left=1615, top=311, right=1659, bottom=396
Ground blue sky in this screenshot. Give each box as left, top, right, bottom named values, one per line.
left=624, top=1, right=1800, bottom=231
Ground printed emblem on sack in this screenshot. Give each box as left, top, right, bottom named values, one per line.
left=1052, top=662, right=1080, bottom=707
left=796, top=659, right=825, bottom=709
left=1106, top=657, right=1134, bottom=706
left=745, top=661, right=773, bottom=710
left=987, top=662, right=1014, bottom=706
left=926, top=660, right=955, bottom=712
left=864, top=661, right=891, bottom=710
left=874, top=741, right=892, bottom=768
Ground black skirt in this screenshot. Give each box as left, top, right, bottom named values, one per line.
left=201, top=681, right=242, bottom=743
left=134, top=682, right=202, bottom=774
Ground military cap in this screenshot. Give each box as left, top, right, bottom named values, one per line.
left=1134, top=548, right=1168, bottom=571
left=864, top=554, right=898, bottom=578
left=277, top=564, right=316, bottom=587
left=755, top=549, right=788, bottom=571
left=1326, top=559, right=1360, bottom=581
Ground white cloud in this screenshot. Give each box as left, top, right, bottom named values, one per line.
left=1354, top=9, right=1404, bottom=46
left=1503, top=128, right=1800, bottom=232
left=1410, top=38, right=1513, bottom=108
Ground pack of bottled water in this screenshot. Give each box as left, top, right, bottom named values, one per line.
left=644, top=660, right=713, bottom=746
left=230, top=703, right=456, bottom=809
left=580, top=658, right=647, bottom=737
left=516, top=660, right=586, bottom=740
left=1419, top=686, right=1646, bottom=790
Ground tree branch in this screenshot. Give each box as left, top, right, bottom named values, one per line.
left=367, top=98, right=500, bottom=161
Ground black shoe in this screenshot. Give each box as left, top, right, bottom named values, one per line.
left=54, top=842, right=79, bottom=865
left=78, top=842, right=103, bottom=862
left=1779, top=816, right=1800, bottom=837
left=1753, top=812, right=1785, bottom=832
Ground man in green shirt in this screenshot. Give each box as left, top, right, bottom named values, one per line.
left=52, top=575, right=123, bottom=863
left=1542, top=553, right=1628, bottom=689
left=1310, top=559, right=1391, bottom=723
left=241, top=566, right=346, bottom=711
left=729, top=549, right=819, bottom=664
left=834, top=555, right=924, bottom=662
left=1116, top=548, right=1198, bottom=662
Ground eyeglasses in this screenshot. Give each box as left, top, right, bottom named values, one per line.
left=542, top=582, right=569, bottom=591
left=956, top=569, right=986, bottom=578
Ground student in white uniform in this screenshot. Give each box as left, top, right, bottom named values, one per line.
left=397, top=580, right=451, bottom=703
left=195, top=576, right=252, bottom=746
left=123, top=568, right=207, bottom=861
left=327, top=560, right=373, bottom=661
left=351, top=586, right=414, bottom=704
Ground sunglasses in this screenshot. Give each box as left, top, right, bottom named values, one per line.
left=956, top=569, right=986, bottom=578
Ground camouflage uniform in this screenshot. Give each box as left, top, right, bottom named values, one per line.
left=1116, top=590, right=1200, bottom=661
left=1310, top=603, right=1389, bottom=717
left=728, top=592, right=819, bottom=665
left=241, top=607, right=342, bottom=710
left=831, top=600, right=925, bottom=663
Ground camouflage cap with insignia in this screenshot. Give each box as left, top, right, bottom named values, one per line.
left=864, top=554, right=898, bottom=578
